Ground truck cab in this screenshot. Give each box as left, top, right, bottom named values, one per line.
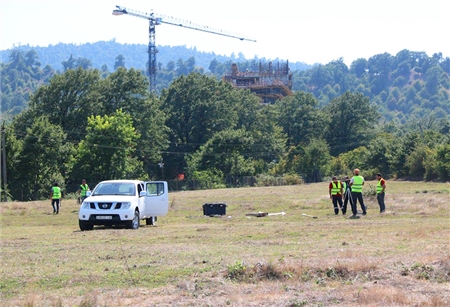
left=78, top=180, right=168, bottom=231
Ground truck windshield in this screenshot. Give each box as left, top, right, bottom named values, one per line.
left=92, top=183, right=135, bottom=196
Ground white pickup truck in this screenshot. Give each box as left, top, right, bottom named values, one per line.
left=78, top=180, right=168, bottom=231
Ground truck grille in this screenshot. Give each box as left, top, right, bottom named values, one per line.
left=98, top=203, right=113, bottom=210
left=87, top=203, right=123, bottom=209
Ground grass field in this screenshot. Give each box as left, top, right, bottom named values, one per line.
left=1, top=180, right=449, bottom=307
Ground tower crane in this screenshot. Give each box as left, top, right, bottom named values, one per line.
left=112, top=5, right=256, bottom=93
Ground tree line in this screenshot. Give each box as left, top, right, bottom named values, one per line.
left=1, top=49, right=449, bottom=201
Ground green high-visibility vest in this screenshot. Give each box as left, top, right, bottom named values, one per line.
left=351, top=176, right=364, bottom=193
left=52, top=187, right=61, bottom=199
left=331, top=181, right=342, bottom=195
left=80, top=184, right=89, bottom=196
left=377, top=179, right=384, bottom=194
left=343, top=182, right=348, bottom=190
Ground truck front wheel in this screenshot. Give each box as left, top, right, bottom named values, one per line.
left=79, top=220, right=93, bottom=231
left=127, top=210, right=140, bottom=230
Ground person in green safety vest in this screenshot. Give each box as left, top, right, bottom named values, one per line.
left=376, top=173, right=387, bottom=213
left=349, top=168, right=367, bottom=218
left=329, top=176, right=344, bottom=215
left=77, top=179, right=90, bottom=203
left=50, top=182, right=62, bottom=214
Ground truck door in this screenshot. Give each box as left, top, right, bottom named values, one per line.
left=144, top=181, right=169, bottom=216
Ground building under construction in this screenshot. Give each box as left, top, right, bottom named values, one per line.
left=223, top=61, right=293, bottom=104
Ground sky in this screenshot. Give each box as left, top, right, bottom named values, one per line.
left=1, top=0, right=449, bottom=65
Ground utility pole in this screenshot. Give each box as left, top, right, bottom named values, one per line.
left=158, top=159, right=164, bottom=179
left=1, top=123, right=7, bottom=202
left=0, top=124, right=2, bottom=201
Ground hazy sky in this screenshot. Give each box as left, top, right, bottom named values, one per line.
left=1, top=0, right=448, bottom=65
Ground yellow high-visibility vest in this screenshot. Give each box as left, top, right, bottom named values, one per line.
left=377, top=179, right=384, bottom=194
left=52, top=187, right=61, bottom=199
left=80, top=184, right=89, bottom=196
left=351, top=176, right=364, bottom=193
left=331, top=181, right=342, bottom=195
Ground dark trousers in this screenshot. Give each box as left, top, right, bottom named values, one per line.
left=351, top=192, right=366, bottom=215
left=332, top=196, right=344, bottom=215
left=377, top=192, right=386, bottom=212
left=343, top=189, right=351, bottom=214
left=51, top=199, right=60, bottom=213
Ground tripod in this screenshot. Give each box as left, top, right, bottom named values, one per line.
left=344, top=186, right=354, bottom=215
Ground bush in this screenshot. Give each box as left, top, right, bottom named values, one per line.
left=190, top=169, right=224, bottom=190
left=363, top=183, right=377, bottom=197
left=283, top=174, right=303, bottom=185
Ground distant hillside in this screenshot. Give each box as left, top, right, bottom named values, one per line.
left=0, top=40, right=311, bottom=73
left=291, top=51, right=450, bottom=124
left=1, top=43, right=448, bottom=125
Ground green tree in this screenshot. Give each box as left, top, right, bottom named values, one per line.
left=160, top=73, right=240, bottom=177
left=2, top=123, right=23, bottom=201
left=367, top=52, right=393, bottom=94
left=24, top=50, right=40, bottom=68
left=99, top=67, right=149, bottom=115
left=72, top=110, right=142, bottom=182
left=75, top=57, right=92, bottom=70
left=96, top=65, right=168, bottom=173
left=366, top=133, right=401, bottom=177
left=350, top=58, right=368, bottom=78
left=131, top=97, right=169, bottom=177
left=337, top=146, right=370, bottom=176
left=114, top=54, right=126, bottom=70
left=186, top=129, right=256, bottom=184
left=209, top=58, right=219, bottom=74
left=286, top=139, right=331, bottom=182
left=275, top=91, right=327, bottom=147
left=405, top=145, right=432, bottom=179
left=62, top=55, right=76, bottom=71
left=435, top=144, right=450, bottom=181
left=18, top=67, right=102, bottom=142
left=13, top=117, right=73, bottom=200
left=186, top=56, right=196, bottom=73
left=325, top=92, right=379, bottom=156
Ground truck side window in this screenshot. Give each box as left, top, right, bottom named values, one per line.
left=146, top=183, right=164, bottom=196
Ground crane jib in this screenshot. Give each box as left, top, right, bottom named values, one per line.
left=112, top=5, right=256, bottom=92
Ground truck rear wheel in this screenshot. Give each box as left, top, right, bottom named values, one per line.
left=146, top=216, right=157, bottom=225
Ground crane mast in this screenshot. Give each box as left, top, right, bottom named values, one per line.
left=112, top=5, right=256, bottom=92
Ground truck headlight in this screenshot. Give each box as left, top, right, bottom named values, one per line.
left=81, top=202, right=90, bottom=209
left=121, top=202, right=131, bottom=209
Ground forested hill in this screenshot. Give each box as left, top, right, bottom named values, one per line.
left=0, top=40, right=311, bottom=73
left=1, top=42, right=449, bottom=125
left=292, top=52, right=450, bottom=124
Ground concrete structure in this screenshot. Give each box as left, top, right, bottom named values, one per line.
left=223, top=61, right=293, bottom=104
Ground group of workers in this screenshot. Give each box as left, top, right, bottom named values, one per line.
left=49, top=179, right=90, bottom=214
left=328, top=169, right=386, bottom=218
left=50, top=173, right=387, bottom=218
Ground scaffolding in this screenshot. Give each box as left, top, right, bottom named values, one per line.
left=223, top=61, right=293, bottom=104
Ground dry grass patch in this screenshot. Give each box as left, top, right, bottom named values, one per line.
left=1, top=181, right=449, bottom=306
